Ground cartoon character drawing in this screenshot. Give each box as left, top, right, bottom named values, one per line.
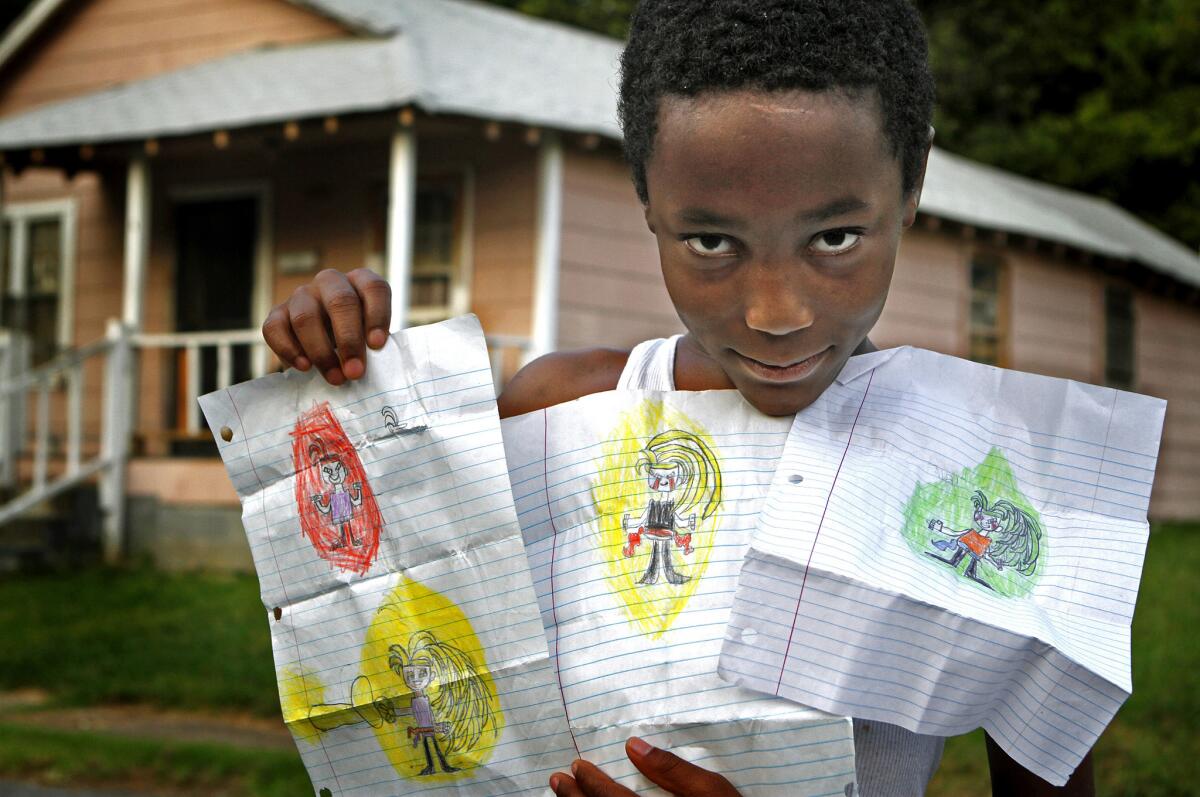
left=925, top=489, right=1042, bottom=590
left=382, top=405, right=428, bottom=437
left=620, top=430, right=721, bottom=585
left=308, top=442, right=363, bottom=549
left=291, top=402, right=383, bottom=574
left=308, top=630, right=496, bottom=776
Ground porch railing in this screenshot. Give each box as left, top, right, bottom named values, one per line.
left=0, top=320, right=532, bottom=562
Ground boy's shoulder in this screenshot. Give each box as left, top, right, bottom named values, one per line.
left=497, top=346, right=630, bottom=419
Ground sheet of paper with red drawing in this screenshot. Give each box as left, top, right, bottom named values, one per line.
left=199, top=315, right=574, bottom=796
left=718, top=346, right=1166, bottom=786
left=502, top=391, right=857, bottom=797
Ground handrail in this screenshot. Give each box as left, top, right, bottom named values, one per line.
left=0, top=320, right=535, bottom=563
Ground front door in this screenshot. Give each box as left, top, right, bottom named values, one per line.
left=172, top=197, right=256, bottom=455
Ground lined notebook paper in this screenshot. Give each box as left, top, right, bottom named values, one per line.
left=199, top=316, right=573, bottom=796
left=503, top=391, right=856, bottom=797
left=718, top=347, right=1166, bottom=786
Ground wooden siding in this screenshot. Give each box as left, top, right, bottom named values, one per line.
left=0, top=0, right=347, bottom=116
left=1137, top=294, right=1200, bottom=519
left=470, top=139, right=537, bottom=338
left=873, top=228, right=970, bottom=354
left=1009, top=252, right=1103, bottom=384
left=557, top=148, right=681, bottom=350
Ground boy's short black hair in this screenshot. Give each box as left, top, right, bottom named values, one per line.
left=618, top=0, right=935, bottom=204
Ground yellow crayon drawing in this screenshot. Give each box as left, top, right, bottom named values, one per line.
left=278, top=664, right=329, bottom=746
left=591, top=400, right=723, bottom=638
left=295, top=575, right=504, bottom=782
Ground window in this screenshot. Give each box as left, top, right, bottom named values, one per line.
left=369, top=172, right=471, bottom=324
left=968, top=254, right=1007, bottom=366
left=1104, top=285, right=1135, bottom=389
left=0, top=201, right=75, bottom=366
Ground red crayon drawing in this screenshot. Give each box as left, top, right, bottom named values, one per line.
left=291, top=402, right=383, bottom=574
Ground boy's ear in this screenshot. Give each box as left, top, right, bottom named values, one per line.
left=902, top=129, right=934, bottom=228
left=643, top=204, right=657, bottom=235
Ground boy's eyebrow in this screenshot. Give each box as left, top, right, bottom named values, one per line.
left=677, top=208, right=745, bottom=228
left=796, top=197, right=871, bottom=222
left=675, top=197, right=871, bottom=228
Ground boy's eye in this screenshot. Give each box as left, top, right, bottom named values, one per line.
left=683, top=234, right=736, bottom=256
left=810, top=230, right=862, bottom=254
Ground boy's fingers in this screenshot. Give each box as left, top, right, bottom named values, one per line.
left=570, top=760, right=641, bottom=797
left=548, top=772, right=584, bottom=797
left=346, top=268, right=392, bottom=349
left=314, top=269, right=365, bottom=379
left=288, top=286, right=343, bottom=385
left=626, top=738, right=741, bottom=796
left=261, top=305, right=310, bottom=371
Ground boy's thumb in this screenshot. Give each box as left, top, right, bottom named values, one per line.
left=625, top=737, right=740, bottom=796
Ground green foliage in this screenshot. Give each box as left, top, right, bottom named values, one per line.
left=0, top=724, right=310, bottom=797
left=478, top=0, right=1200, bottom=250
left=901, top=447, right=1044, bottom=597
left=482, top=0, right=635, bottom=38
left=917, top=0, right=1200, bottom=249
left=0, top=567, right=279, bottom=715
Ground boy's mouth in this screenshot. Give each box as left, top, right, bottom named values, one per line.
left=734, top=347, right=831, bottom=383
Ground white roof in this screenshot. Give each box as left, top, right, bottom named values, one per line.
left=0, top=0, right=1194, bottom=286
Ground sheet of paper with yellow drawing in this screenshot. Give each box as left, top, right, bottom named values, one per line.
left=719, top=346, right=1167, bottom=787
left=199, top=316, right=574, bottom=796
left=503, top=391, right=857, bottom=797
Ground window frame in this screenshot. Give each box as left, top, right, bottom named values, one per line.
left=0, top=197, right=78, bottom=358
left=368, top=165, right=475, bottom=326
left=1103, top=283, right=1136, bottom=390
left=966, top=250, right=1010, bottom=368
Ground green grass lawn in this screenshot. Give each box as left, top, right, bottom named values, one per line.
left=0, top=524, right=1196, bottom=795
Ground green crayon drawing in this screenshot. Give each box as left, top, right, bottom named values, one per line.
left=901, top=447, right=1045, bottom=597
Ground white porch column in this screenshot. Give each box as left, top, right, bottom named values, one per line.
left=386, top=126, right=417, bottom=331
left=122, top=155, right=151, bottom=331
left=530, top=133, right=563, bottom=360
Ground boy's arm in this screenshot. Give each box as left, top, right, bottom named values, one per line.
left=986, top=734, right=1095, bottom=796
left=497, top=348, right=630, bottom=419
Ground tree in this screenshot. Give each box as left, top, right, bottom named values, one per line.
left=482, top=0, right=634, bottom=38
left=481, top=0, right=1199, bottom=249
left=916, top=0, right=1200, bottom=249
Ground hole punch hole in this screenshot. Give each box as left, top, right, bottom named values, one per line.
left=739, top=627, right=759, bottom=647
left=220, top=426, right=234, bottom=442
left=272, top=606, right=282, bottom=622
left=788, top=473, right=804, bottom=484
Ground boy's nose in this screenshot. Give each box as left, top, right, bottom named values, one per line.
left=743, top=268, right=815, bottom=336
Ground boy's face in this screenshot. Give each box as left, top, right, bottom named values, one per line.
left=643, top=89, right=925, bottom=416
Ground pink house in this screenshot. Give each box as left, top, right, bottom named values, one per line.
left=0, top=0, right=1194, bottom=568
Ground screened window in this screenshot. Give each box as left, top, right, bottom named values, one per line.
left=1105, top=285, right=1135, bottom=389
left=968, top=254, right=1007, bottom=366
left=370, top=174, right=469, bottom=324
left=0, top=205, right=72, bottom=366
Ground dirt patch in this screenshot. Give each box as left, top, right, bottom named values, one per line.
left=1, top=704, right=293, bottom=752
left=0, top=688, right=51, bottom=711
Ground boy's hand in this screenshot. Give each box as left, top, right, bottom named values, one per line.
left=262, top=268, right=391, bottom=385
left=550, top=737, right=742, bottom=797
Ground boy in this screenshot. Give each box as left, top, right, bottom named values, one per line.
left=261, top=1, right=1096, bottom=793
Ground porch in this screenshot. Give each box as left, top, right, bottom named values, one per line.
left=0, top=109, right=569, bottom=564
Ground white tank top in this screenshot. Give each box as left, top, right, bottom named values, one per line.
left=618, top=335, right=946, bottom=797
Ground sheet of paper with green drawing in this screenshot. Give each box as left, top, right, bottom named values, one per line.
left=199, top=316, right=575, bottom=796
left=719, top=346, right=1167, bottom=787
left=502, top=392, right=857, bottom=797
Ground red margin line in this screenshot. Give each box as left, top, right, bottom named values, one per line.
left=775, top=369, right=875, bottom=696
left=544, top=408, right=582, bottom=759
